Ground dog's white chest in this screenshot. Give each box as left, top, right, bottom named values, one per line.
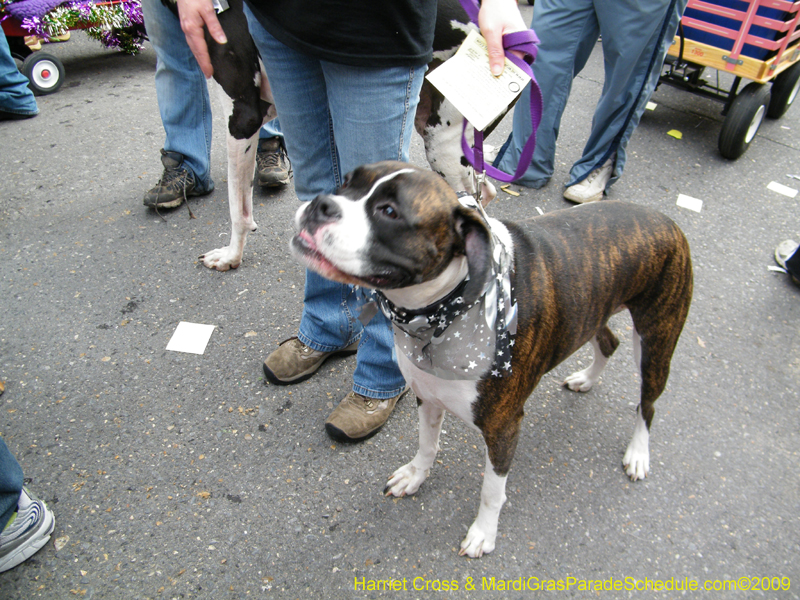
left=397, top=351, right=480, bottom=430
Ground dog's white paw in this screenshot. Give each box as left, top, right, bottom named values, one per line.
left=623, top=410, right=650, bottom=481
left=384, top=463, right=428, bottom=497
left=622, top=445, right=650, bottom=481
left=200, top=246, right=242, bottom=271
left=459, top=522, right=496, bottom=558
left=564, top=368, right=598, bottom=392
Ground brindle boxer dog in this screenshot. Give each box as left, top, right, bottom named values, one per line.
left=161, top=0, right=490, bottom=271
left=290, top=161, right=693, bottom=557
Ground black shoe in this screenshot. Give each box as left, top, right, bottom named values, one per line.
left=256, top=137, right=292, bottom=187
left=143, top=149, right=214, bottom=209
left=0, top=110, right=37, bottom=121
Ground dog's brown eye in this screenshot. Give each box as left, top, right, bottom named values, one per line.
left=379, top=205, right=398, bottom=219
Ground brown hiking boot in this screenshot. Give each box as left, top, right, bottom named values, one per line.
left=262, top=337, right=358, bottom=385
left=143, top=149, right=214, bottom=209
left=325, top=387, right=409, bottom=442
left=256, top=137, right=292, bottom=187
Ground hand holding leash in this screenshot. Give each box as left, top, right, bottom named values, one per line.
left=176, top=0, right=227, bottom=78
left=476, top=0, right=528, bottom=76
left=458, top=0, right=542, bottom=184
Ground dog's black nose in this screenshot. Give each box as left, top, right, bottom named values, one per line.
left=306, top=195, right=342, bottom=226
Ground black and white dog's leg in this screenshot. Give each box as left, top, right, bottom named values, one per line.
left=384, top=400, right=445, bottom=497
left=416, top=80, right=497, bottom=206
left=196, top=0, right=276, bottom=271
left=564, top=324, right=619, bottom=392
left=200, top=87, right=261, bottom=271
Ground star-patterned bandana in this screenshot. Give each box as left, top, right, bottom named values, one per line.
left=374, top=195, right=517, bottom=380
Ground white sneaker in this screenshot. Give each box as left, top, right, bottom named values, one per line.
left=0, top=488, right=55, bottom=573
left=563, top=157, right=614, bottom=204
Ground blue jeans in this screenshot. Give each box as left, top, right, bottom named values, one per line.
left=496, top=0, right=686, bottom=189
left=244, top=6, right=422, bottom=398
left=0, top=30, right=38, bottom=116
left=140, top=0, right=281, bottom=189
left=0, top=437, right=23, bottom=530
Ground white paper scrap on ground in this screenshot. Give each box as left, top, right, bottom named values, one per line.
left=767, top=181, right=798, bottom=198
left=677, top=193, right=703, bottom=212
left=646, top=101, right=657, bottom=110
left=426, top=29, right=530, bottom=131
left=166, top=322, right=216, bottom=354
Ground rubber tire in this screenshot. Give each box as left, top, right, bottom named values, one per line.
left=767, top=61, right=800, bottom=119
left=718, top=82, right=770, bottom=160
left=21, top=52, right=65, bottom=96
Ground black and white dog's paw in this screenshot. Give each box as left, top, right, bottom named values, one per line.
left=384, top=463, right=429, bottom=497
left=200, top=246, right=243, bottom=271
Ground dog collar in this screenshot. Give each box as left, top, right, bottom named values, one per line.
left=375, top=196, right=517, bottom=380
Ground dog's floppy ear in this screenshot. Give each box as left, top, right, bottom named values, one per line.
left=454, top=205, right=492, bottom=305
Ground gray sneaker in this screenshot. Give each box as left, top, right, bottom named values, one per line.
left=143, top=149, right=214, bottom=209
left=256, top=137, right=292, bottom=187
left=0, top=487, right=55, bottom=573
left=262, top=337, right=358, bottom=385
left=325, top=387, right=409, bottom=442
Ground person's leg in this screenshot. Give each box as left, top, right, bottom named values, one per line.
left=260, top=119, right=282, bottom=139
left=494, top=0, right=598, bottom=188
left=245, top=10, right=413, bottom=438
left=0, top=437, right=23, bottom=531
left=140, top=0, right=214, bottom=192
left=322, top=59, right=424, bottom=399
left=0, top=30, right=38, bottom=119
left=244, top=16, right=363, bottom=353
left=567, top=0, right=685, bottom=189
left=247, top=13, right=413, bottom=394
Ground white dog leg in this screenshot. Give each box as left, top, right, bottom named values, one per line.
left=623, top=407, right=650, bottom=480
left=460, top=447, right=507, bottom=558
left=385, top=400, right=445, bottom=497
left=623, top=327, right=650, bottom=480
left=200, top=83, right=260, bottom=271
left=564, top=335, right=609, bottom=392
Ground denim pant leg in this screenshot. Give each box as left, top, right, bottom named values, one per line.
left=0, top=30, right=38, bottom=116
left=322, top=60, right=422, bottom=397
left=260, top=119, right=282, bottom=140
left=0, top=437, right=24, bottom=530
left=495, top=0, right=599, bottom=188
left=140, top=0, right=214, bottom=189
left=244, top=8, right=416, bottom=397
left=570, top=0, right=686, bottom=188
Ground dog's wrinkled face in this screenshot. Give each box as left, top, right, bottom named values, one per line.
left=291, top=161, right=491, bottom=295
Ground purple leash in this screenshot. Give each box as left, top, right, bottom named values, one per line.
left=458, top=0, right=542, bottom=184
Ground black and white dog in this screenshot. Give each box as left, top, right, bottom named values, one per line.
left=290, top=161, right=693, bottom=557
left=163, top=0, right=486, bottom=271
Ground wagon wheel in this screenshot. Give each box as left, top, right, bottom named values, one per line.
left=21, top=52, right=65, bottom=96
left=718, top=82, right=770, bottom=160
left=767, top=61, right=800, bottom=119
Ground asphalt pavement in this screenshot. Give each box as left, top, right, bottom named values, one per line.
left=1, top=18, right=798, bottom=600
